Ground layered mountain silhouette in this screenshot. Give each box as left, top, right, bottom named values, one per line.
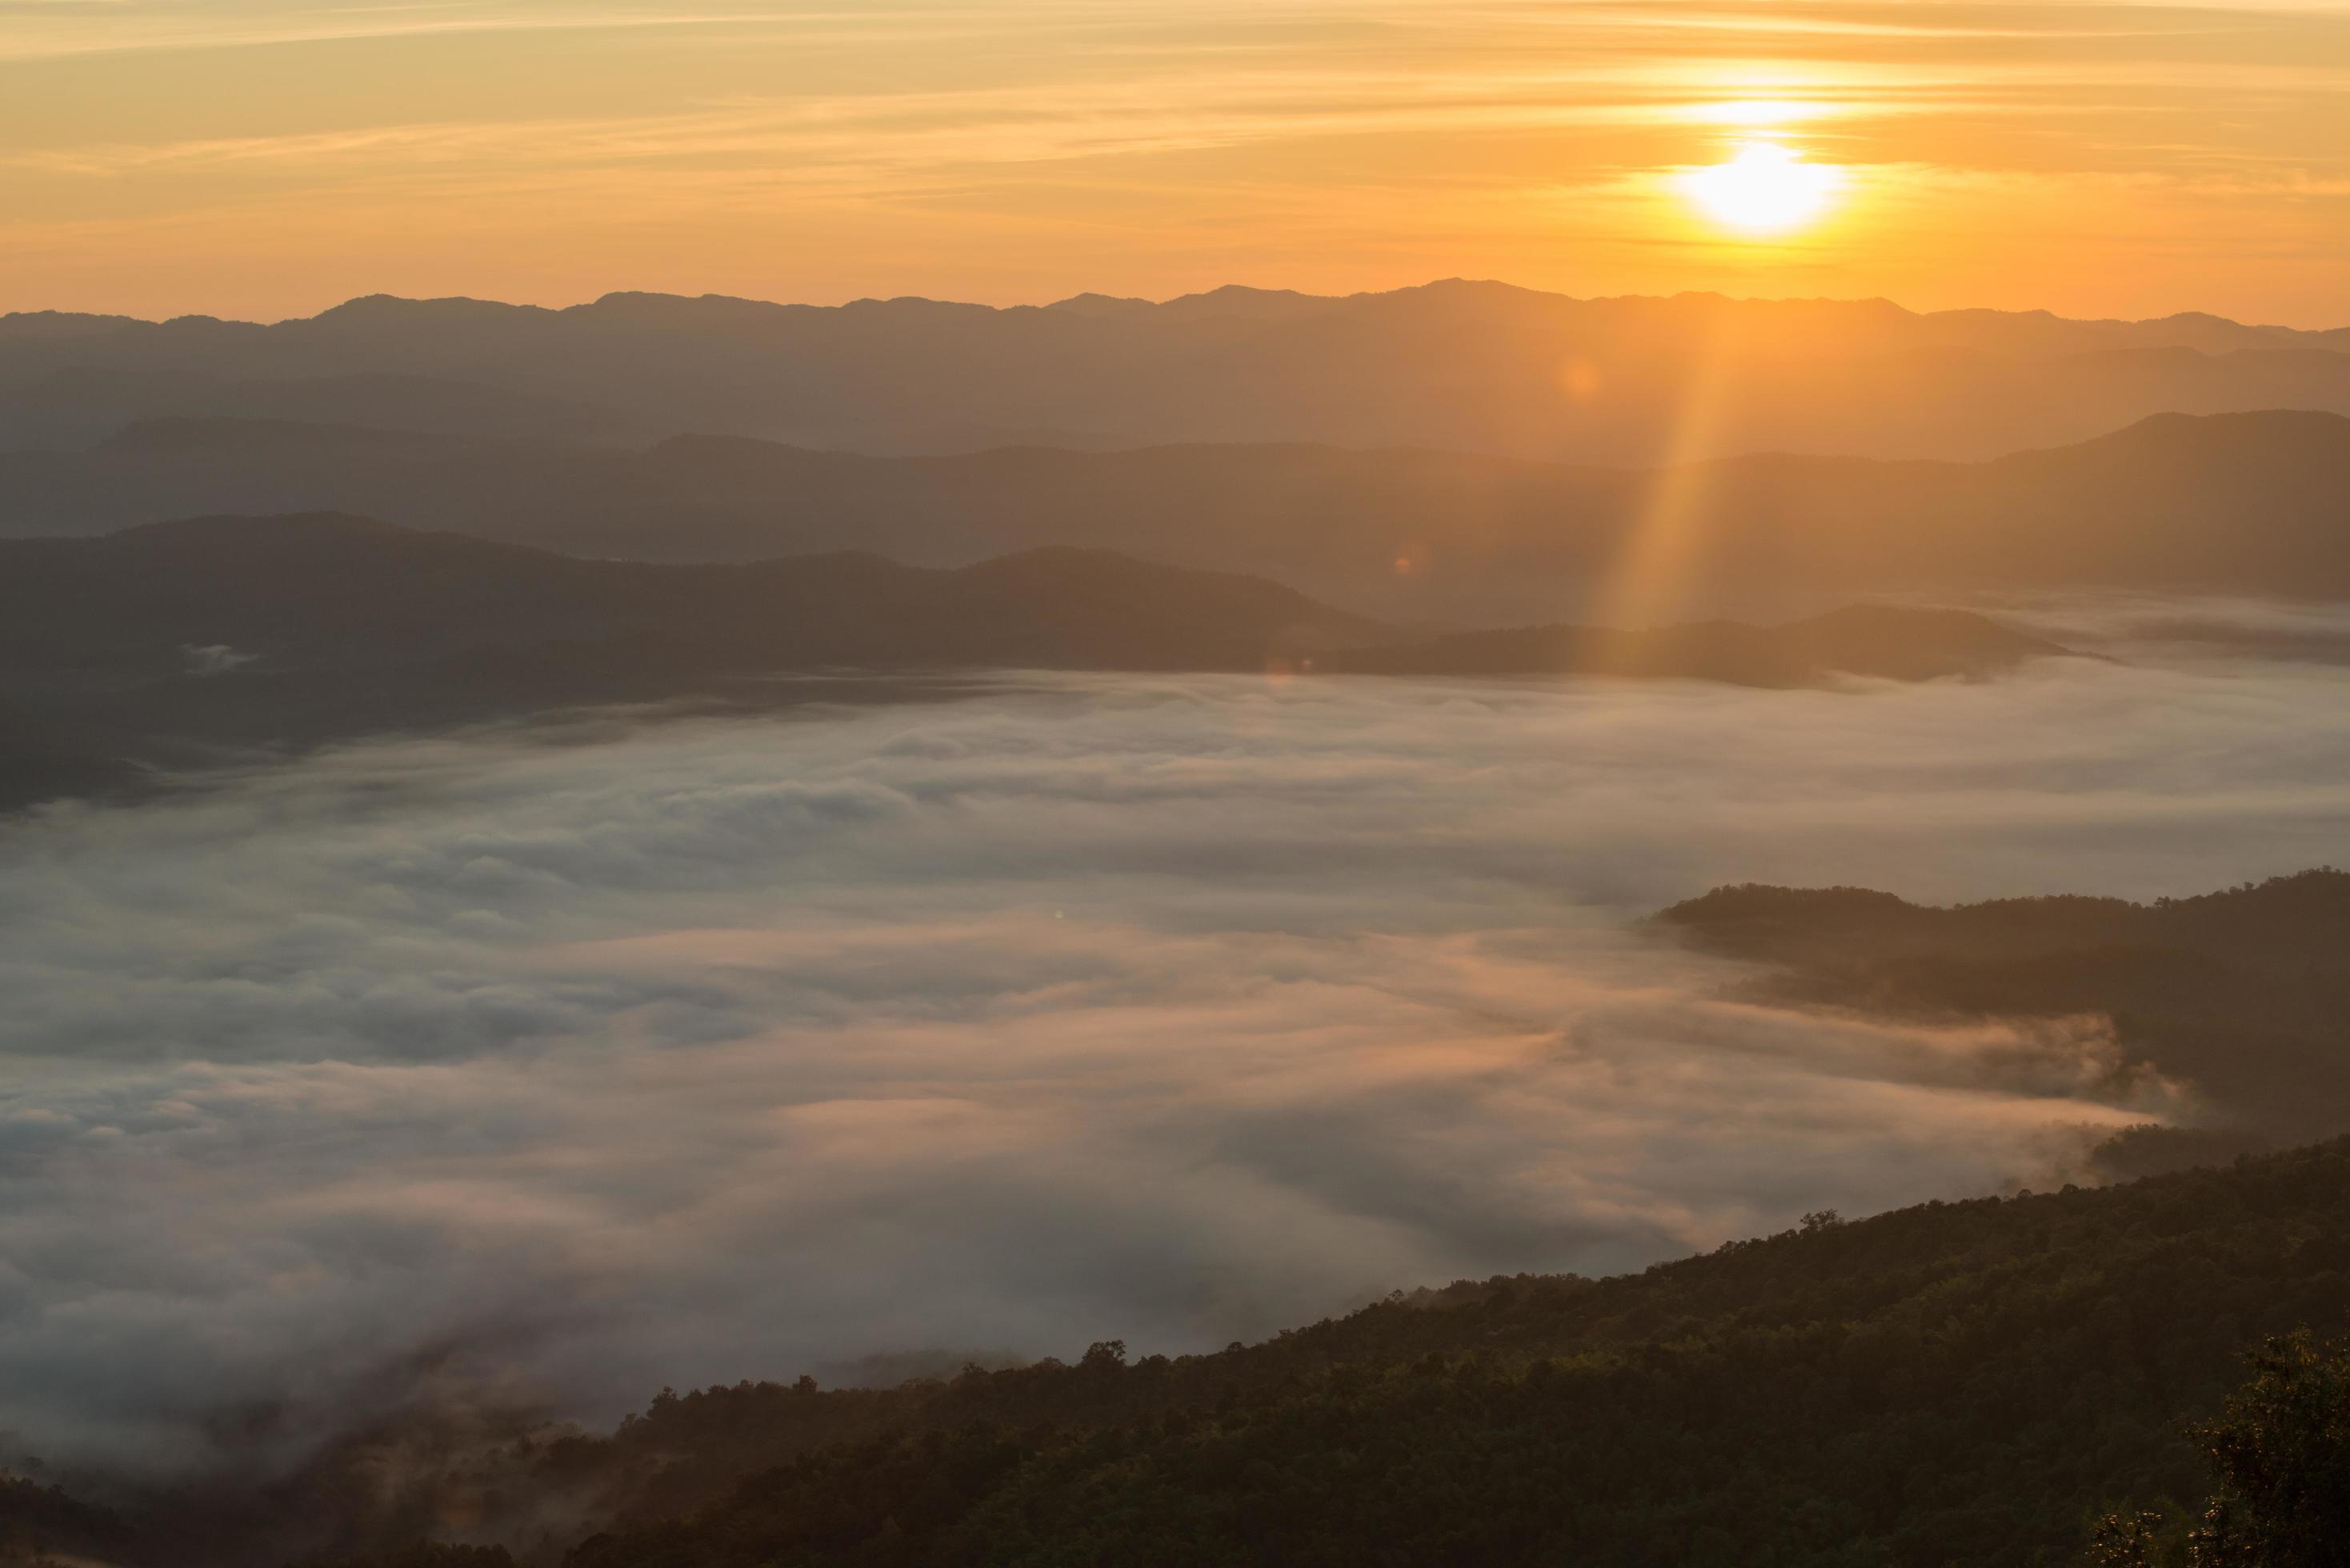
left=0, top=514, right=1376, bottom=679
left=5, top=281, right=2346, bottom=464
left=0, top=514, right=2064, bottom=810
left=6, top=410, right=2345, bottom=620
left=0, top=365, right=651, bottom=451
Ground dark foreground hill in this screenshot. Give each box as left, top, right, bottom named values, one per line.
left=0, top=1470, right=127, bottom=1566
left=4, top=409, right=2344, bottom=622
left=1658, top=870, right=2350, bottom=1144
left=0, top=514, right=2064, bottom=811
left=63, top=1132, right=2350, bottom=1566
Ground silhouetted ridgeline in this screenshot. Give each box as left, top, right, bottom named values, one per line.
left=3, top=410, right=2348, bottom=621
left=38, top=1134, right=2350, bottom=1566
left=5, top=282, right=2347, bottom=464
left=1659, top=870, right=2350, bottom=1143
left=0, top=514, right=2066, bottom=811
left=0, top=514, right=1379, bottom=681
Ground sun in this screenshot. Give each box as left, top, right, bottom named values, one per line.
left=1682, top=141, right=1843, bottom=234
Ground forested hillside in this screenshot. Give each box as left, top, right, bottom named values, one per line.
left=234, top=1138, right=2350, bottom=1567
left=1659, top=870, right=2350, bottom=1142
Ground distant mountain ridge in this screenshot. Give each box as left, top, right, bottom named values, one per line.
left=0, top=365, right=650, bottom=451
left=5, top=280, right=2346, bottom=464
left=6, top=410, right=2345, bottom=621
left=13, top=279, right=2342, bottom=355
left=0, top=514, right=2066, bottom=811
left=0, top=514, right=1380, bottom=686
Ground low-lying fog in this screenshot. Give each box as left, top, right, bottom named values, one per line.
left=6, top=637, right=2350, bottom=1475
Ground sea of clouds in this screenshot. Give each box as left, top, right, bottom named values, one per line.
left=6, top=645, right=2350, bottom=1474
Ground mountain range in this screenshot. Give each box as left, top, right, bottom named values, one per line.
left=6, top=281, right=2348, bottom=465
left=6, top=410, right=2347, bottom=622
left=0, top=514, right=2066, bottom=813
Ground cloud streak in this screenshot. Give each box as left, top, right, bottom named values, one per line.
left=3, top=1, right=2345, bottom=320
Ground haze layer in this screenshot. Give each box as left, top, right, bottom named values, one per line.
left=7, top=634, right=2350, bottom=1472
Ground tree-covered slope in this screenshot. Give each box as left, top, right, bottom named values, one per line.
left=1657, top=870, right=2350, bottom=1142
left=298, top=1138, right=2350, bottom=1568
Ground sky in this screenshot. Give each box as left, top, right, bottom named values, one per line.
left=2, top=1, right=2346, bottom=324
left=8, top=636, right=2350, bottom=1471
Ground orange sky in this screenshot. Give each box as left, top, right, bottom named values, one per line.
left=4, top=2, right=2346, bottom=324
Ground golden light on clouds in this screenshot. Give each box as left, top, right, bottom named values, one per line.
left=1688, top=98, right=1845, bottom=128
left=1681, top=141, right=1844, bottom=234
left=0, top=2, right=2344, bottom=322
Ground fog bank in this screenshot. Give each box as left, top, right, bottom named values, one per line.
left=6, top=651, right=2350, bottom=1473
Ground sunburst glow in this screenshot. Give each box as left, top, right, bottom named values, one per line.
left=1682, top=141, right=1844, bottom=234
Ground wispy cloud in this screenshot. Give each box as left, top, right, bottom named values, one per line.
left=0, top=3, right=919, bottom=62
left=2, top=4, right=2344, bottom=349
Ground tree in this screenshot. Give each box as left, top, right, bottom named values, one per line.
left=2089, top=1511, right=2165, bottom=1568
left=2188, top=1331, right=2350, bottom=1566
left=2091, top=1331, right=2350, bottom=1567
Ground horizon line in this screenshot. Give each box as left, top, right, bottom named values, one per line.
left=6, top=277, right=2345, bottom=338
